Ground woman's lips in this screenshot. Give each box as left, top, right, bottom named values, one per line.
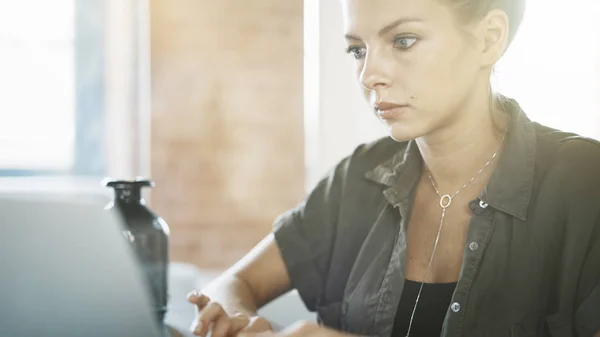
left=377, top=105, right=409, bottom=120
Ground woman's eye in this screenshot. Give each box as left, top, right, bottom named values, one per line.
left=393, top=36, right=417, bottom=50
left=345, top=46, right=366, bottom=60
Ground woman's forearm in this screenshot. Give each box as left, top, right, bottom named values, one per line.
left=194, top=234, right=292, bottom=322
left=201, top=273, right=261, bottom=317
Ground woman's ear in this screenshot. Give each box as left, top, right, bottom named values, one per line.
left=479, top=9, right=510, bottom=67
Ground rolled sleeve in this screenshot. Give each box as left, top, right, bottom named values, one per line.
left=273, top=157, right=349, bottom=312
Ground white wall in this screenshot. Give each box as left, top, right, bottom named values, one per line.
left=304, top=0, right=600, bottom=190
left=304, top=0, right=385, bottom=190
left=105, top=0, right=151, bottom=179
left=493, top=0, right=600, bottom=139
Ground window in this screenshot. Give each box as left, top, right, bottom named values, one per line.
left=0, top=0, right=103, bottom=176
left=0, top=0, right=150, bottom=193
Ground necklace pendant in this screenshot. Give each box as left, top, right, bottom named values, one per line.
left=440, top=194, right=452, bottom=209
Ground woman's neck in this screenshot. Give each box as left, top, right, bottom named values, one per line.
left=416, top=97, right=509, bottom=194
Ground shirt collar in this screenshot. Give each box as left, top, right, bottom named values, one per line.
left=365, top=98, right=536, bottom=221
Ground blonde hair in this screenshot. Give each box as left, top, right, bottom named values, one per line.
left=446, top=0, right=527, bottom=47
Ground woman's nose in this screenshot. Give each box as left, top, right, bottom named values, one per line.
left=359, top=49, right=393, bottom=90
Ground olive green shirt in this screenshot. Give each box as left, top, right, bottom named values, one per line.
left=273, top=98, right=600, bottom=337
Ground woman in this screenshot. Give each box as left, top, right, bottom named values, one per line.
left=186, top=0, right=600, bottom=336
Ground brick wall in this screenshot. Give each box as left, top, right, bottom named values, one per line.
left=150, top=0, right=305, bottom=270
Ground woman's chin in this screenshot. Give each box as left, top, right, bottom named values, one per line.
left=386, top=123, right=422, bottom=143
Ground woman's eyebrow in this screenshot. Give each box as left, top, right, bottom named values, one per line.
left=344, top=17, right=423, bottom=40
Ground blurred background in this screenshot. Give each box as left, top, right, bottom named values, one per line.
left=1, top=0, right=599, bottom=273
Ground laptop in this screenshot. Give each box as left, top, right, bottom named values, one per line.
left=0, top=195, right=164, bottom=337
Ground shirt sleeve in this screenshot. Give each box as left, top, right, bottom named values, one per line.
left=574, top=211, right=600, bottom=337
left=272, top=156, right=350, bottom=312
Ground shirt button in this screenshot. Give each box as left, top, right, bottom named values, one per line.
left=479, top=200, right=489, bottom=209
left=469, top=241, right=480, bottom=251
left=451, top=302, right=461, bottom=313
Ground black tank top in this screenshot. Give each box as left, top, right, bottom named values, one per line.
left=391, top=279, right=457, bottom=337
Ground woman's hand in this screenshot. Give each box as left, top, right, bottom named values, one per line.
left=187, top=291, right=273, bottom=337
left=238, top=321, right=349, bottom=337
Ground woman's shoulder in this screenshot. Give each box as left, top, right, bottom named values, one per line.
left=534, top=123, right=600, bottom=166
left=533, top=123, right=600, bottom=193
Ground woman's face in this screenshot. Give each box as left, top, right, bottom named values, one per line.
left=342, top=0, right=491, bottom=142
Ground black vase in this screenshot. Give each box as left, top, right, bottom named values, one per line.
left=104, top=178, right=170, bottom=328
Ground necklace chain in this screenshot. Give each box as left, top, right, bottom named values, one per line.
left=405, top=133, right=506, bottom=337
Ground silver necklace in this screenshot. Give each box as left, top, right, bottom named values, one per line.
left=405, top=133, right=506, bottom=337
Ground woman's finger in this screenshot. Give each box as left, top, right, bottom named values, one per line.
left=238, top=332, right=277, bottom=337
left=187, top=291, right=211, bottom=310
left=194, top=302, right=227, bottom=337
left=209, top=315, right=231, bottom=337
left=228, top=314, right=252, bottom=334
